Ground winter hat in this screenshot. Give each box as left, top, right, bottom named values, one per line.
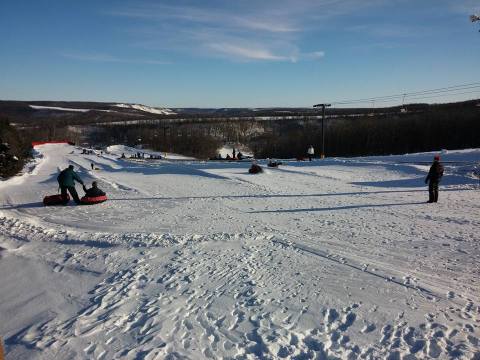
left=434, top=155, right=440, bottom=161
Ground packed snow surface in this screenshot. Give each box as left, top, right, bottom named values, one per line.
left=114, top=103, right=176, bottom=115
left=1, top=144, right=479, bottom=359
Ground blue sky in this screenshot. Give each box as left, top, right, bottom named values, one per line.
left=1, top=0, right=479, bottom=107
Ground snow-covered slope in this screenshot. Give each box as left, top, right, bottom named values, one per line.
left=114, top=103, right=176, bottom=115
left=29, top=105, right=94, bottom=113
left=0, top=144, right=479, bottom=359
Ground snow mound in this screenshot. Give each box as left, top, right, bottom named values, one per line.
left=114, top=103, right=176, bottom=115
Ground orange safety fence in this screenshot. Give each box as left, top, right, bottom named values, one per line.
left=31, top=141, right=74, bottom=148
left=0, top=337, right=4, bottom=360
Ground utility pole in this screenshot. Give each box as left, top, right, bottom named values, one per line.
left=313, top=103, right=331, bottom=158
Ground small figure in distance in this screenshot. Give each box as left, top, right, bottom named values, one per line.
left=232, top=148, right=236, bottom=160
left=83, top=181, right=106, bottom=197
left=237, top=151, right=243, bottom=160
left=307, top=145, right=315, bottom=161
left=425, top=155, right=444, bottom=203
left=57, top=165, right=84, bottom=204
left=267, top=159, right=282, bottom=168
left=249, top=161, right=263, bottom=174
left=91, top=163, right=94, bottom=170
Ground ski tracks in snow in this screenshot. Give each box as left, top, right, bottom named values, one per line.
left=2, top=214, right=479, bottom=359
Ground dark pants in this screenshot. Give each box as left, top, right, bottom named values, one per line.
left=61, top=186, right=81, bottom=204
left=428, top=182, right=439, bottom=203
left=308, top=155, right=313, bottom=161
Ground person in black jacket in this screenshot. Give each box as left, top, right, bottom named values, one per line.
left=57, top=165, right=84, bottom=204
left=425, top=155, right=444, bottom=203
left=83, top=181, right=106, bottom=197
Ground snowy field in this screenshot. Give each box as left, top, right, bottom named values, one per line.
left=0, top=144, right=479, bottom=359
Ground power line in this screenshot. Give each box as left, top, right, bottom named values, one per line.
left=339, top=89, right=480, bottom=105
left=328, top=82, right=480, bottom=106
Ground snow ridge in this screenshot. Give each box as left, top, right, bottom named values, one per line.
left=114, top=103, right=176, bottom=115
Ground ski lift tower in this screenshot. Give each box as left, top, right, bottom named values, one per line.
left=313, top=103, right=331, bottom=159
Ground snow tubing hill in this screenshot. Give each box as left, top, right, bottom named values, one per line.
left=43, top=194, right=70, bottom=206
left=80, top=195, right=108, bottom=205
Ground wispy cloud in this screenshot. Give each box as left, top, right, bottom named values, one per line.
left=108, top=4, right=300, bottom=34
left=450, top=0, right=480, bottom=14
left=347, top=24, right=432, bottom=39
left=107, top=0, right=386, bottom=62
left=207, top=43, right=291, bottom=62
left=61, top=52, right=169, bottom=65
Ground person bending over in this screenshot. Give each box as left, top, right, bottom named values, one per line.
left=57, top=165, right=84, bottom=204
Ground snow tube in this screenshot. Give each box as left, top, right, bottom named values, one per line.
left=80, top=195, right=108, bottom=205
left=248, top=165, right=263, bottom=174
left=43, top=194, right=70, bottom=206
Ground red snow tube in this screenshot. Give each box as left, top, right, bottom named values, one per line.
left=43, top=194, right=70, bottom=206
left=80, top=195, right=108, bottom=205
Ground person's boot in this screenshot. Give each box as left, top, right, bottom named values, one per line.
left=428, top=191, right=434, bottom=203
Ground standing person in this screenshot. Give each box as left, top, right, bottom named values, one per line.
left=232, top=148, right=236, bottom=160
left=425, top=155, right=444, bottom=203
left=91, top=163, right=94, bottom=170
left=57, top=165, right=84, bottom=204
left=307, top=145, right=315, bottom=161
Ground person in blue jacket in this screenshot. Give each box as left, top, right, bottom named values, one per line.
left=57, top=165, right=84, bottom=204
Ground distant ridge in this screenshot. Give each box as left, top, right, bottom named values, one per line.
left=114, top=103, right=176, bottom=115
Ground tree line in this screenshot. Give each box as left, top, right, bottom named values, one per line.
left=251, top=104, right=480, bottom=158
left=1, top=100, right=478, bottom=176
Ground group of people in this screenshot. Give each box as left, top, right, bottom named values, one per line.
left=57, top=165, right=105, bottom=205
left=57, top=153, right=445, bottom=205
left=212, top=148, right=244, bottom=161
